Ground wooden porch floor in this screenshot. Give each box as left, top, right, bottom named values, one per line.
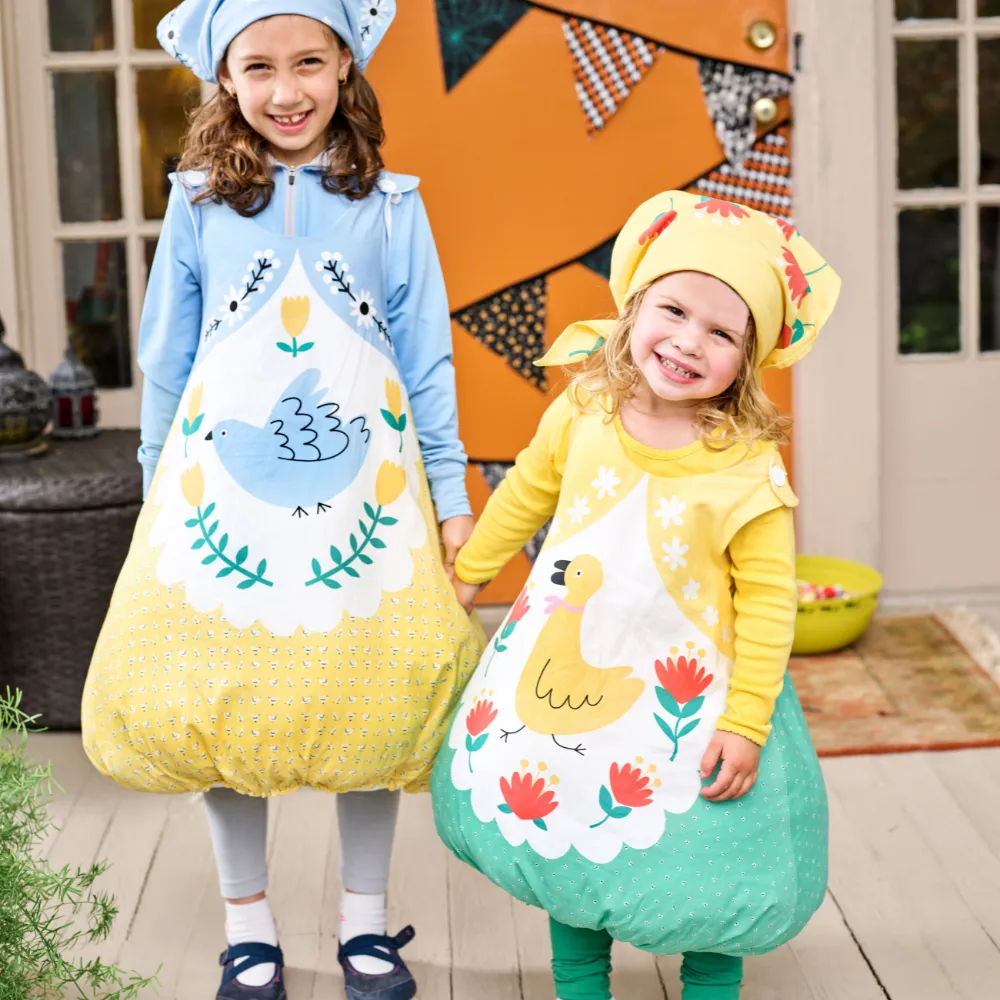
left=29, top=730, right=1000, bottom=1000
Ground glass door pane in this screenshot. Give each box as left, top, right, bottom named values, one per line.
left=48, top=0, right=114, bottom=51
left=53, top=72, right=123, bottom=222
left=134, top=0, right=179, bottom=50
left=137, top=67, right=201, bottom=218
left=896, top=39, right=960, bottom=189
left=895, top=0, right=957, bottom=18
left=898, top=208, right=961, bottom=354
left=62, top=241, right=132, bottom=388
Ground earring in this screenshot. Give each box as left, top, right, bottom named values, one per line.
left=226, top=86, right=235, bottom=97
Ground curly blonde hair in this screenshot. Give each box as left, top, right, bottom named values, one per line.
left=568, top=285, right=790, bottom=448
left=179, top=41, right=384, bottom=215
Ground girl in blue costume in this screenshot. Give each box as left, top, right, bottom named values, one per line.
left=80, top=3, right=484, bottom=998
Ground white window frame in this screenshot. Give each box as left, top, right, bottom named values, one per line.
left=881, top=0, right=1000, bottom=365
left=7, top=0, right=198, bottom=428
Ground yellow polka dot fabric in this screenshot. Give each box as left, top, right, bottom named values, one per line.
left=82, top=474, right=486, bottom=797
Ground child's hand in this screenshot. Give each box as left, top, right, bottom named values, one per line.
left=699, top=730, right=761, bottom=802
left=440, top=515, right=475, bottom=582
left=453, top=579, right=481, bottom=615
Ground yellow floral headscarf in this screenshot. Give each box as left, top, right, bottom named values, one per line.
left=538, top=190, right=841, bottom=371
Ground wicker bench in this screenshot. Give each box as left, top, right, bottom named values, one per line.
left=0, top=431, right=141, bottom=729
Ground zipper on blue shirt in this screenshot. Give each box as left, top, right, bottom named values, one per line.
left=285, top=166, right=297, bottom=237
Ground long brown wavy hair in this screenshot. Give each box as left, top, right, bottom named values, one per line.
left=179, top=35, right=385, bottom=215
left=569, top=285, right=791, bottom=448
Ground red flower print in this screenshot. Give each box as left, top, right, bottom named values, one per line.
left=493, top=587, right=531, bottom=657
left=466, top=699, right=497, bottom=738
left=773, top=216, right=797, bottom=241
left=638, top=210, right=678, bottom=245
left=499, top=771, right=559, bottom=824
left=609, top=762, right=654, bottom=808
left=654, top=655, right=714, bottom=704
left=779, top=323, right=793, bottom=349
left=510, top=587, right=531, bottom=624
left=698, top=197, right=750, bottom=220
left=781, top=247, right=810, bottom=306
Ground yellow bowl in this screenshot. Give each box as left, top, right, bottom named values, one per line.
left=792, top=555, right=884, bottom=656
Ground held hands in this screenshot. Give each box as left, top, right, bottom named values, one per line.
left=440, top=515, right=480, bottom=613
left=440, top=515, right=474, bottom=582
left=699, top=730, right=761, bottom=802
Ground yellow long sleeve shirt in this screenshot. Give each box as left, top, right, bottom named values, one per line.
left=456, top=392, right=797, bottom=745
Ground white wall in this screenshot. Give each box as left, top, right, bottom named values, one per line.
left=790, top=0, right=883, bottom=573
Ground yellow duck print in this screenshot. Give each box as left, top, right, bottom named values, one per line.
left=504, top=554, right=645, bottom=755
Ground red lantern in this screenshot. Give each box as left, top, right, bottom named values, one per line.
left=49, top=345, right=99, bottom=439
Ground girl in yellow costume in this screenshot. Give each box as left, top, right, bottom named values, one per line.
left=433, top=191, right=839, bottom=1000
left=81, top=2, right=483, bottom=998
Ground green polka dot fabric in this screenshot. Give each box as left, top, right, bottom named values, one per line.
left=431, top=681, right=828, bottom=956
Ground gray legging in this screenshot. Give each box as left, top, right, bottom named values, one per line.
left=203, top=786, right=400, bottom=899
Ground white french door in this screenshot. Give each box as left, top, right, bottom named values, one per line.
left=8, top=0, right=200, bottom=426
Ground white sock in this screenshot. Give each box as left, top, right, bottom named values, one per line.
left=225, top=897, right=278, bottom=987
left=339, top=890, right=394, bottom=976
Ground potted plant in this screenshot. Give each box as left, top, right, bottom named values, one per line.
left=0, top=689, right=157, bottom=998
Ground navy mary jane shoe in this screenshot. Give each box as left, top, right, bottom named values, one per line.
left=216, top=942, right=287, bottom=1000
left=337, top=926, right=417, bottom=1000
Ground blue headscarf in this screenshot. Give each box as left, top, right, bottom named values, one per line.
left=158, top=0, right=395, bottom=82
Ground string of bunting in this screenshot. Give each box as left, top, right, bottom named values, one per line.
left=434, top=2, right=792, bottom=165
left=452, top=125, right=793, bottom=389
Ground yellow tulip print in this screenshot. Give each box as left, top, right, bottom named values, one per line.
left=381, top=379, right=407, bottom=451
left=180, top=463, right=205, bottom=508
left=182, top=383, right=206, bottom=457
left=375, top=461, right=406, bottom=506
left=180, top=462, right=273, bottom=590
left=306, top=462, right=405, bottom=589
left=277, top=296, right=314, bottom=357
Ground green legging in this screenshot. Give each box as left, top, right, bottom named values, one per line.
left=550, top=917, right=743, bottom=1000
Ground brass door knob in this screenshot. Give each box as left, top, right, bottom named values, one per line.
left=753, top=97, right=779, bottom=125
left=747, top=19, right=778, bottom=51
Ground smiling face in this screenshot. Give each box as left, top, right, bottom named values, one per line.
left=629, top=271, right=751, bottom=407
left=218, top=15, right=352, bottom=166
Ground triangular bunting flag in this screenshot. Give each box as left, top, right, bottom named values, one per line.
left=435, top=0, right=530, bottom=91
left=479, top=463, right=551, bottom=561
left=454, top=276, right=548, bottom=388
left=576, top=234, right=616, bottom=279
left=697, top=58, right=792, bottom=169
left=688, top=127, right=793, bottom=220
left=562, top=17, right=665, bottom=134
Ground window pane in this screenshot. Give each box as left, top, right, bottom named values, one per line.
left=134, top=0, right=177, bottom=50
left=982, top=40, right=1000, bottom=183
left=137, top=67, right=201, bottom=219
left=898, top=208, right=961, bottom=355
left=53, top=72, right=122, bottom=223
left=63, top=241, right=132, bottom=389
left=896, top=40, right=959, bottom=189
left=48, top=0, right=114, bottom=52
left=895, top=0, right=957, bottom=17
left=980, top=207, right=1000, bottom=351
left=980, top=1, right=1000, bottom=16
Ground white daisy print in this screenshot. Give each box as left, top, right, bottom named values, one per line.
left=722, top=626, right=733, bottom=643
left=361, top=0, right=389, bottom=30
left=681, top=578, right=701, bottom=601
left=220, top=286, right=251, bottom=325
left=592, top=466, right=621, bottom=500
left=661, top=537, right=689, bottom=571
left=655, top=495, right=686, bottom=529
left=568, top=495, right=591, bottom=525
left=702, top=606, right=720, bottom=627
left=351, top=290, right=377, bottom=329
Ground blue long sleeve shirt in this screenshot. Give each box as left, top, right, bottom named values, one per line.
left=137, top=159, right=471, bottom=521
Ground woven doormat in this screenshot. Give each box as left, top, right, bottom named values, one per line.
left=791, top=610, right=1000, bottom=757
